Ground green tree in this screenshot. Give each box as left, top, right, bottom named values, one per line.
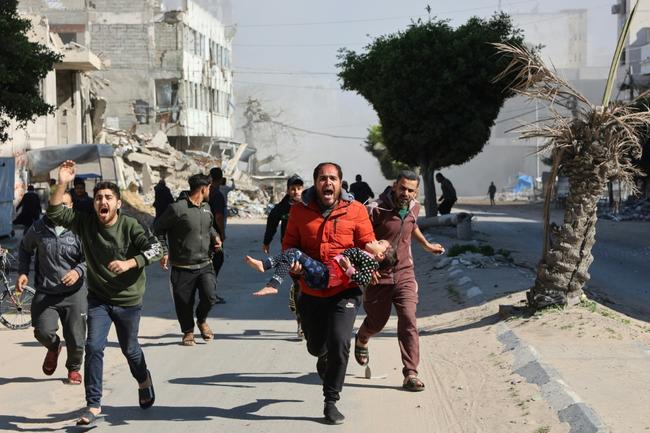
left=0, top=0, right=61, bottom=143
left=365, top=124, right=412, bottom=180
left=338, top=13, right=524, bottom=216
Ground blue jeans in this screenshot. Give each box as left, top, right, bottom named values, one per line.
left=264, top=248, right=329, bottom=289
left=85, top=296, right=148, bottom=408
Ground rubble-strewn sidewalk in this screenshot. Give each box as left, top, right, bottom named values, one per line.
left=419, top=225, right=650, bottom=433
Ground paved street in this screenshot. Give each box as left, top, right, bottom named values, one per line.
left=458, top=202, right=650, bottom=321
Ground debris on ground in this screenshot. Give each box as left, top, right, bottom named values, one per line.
left=599, top=197, right=650, bottom=222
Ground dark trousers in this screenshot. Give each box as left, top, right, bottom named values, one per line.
left=358, top=272, right=420, bottom=377
left=298, top=288, right=361, bottom=403
left=439, top=198, right=456, bottom=215
left=265, top=248, right=328, bottom=289
left=31, top=289, right=87, bottom=372
left=85, top=296, right=148, bottom=408
left=211, top=249, right=224, bottom=279
left=170, top=265, right=217, bottom=333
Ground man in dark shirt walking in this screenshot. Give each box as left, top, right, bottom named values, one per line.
left=436, top=173, right=457, bottom=215
left=153, top=179, right=174, bottom=221
left=208, top=167, right=227, bottom=304
left=154, top=174, right=221, bottom=346
left=349, top=174, right=375, bottom=204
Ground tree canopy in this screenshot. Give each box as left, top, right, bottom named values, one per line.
left=338, top=12, right=524, bottom=215
left=0, top=0, right=61, bottom=143
left=364, top=125, right=412, bottom=180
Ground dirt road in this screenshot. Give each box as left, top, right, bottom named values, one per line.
left=0, top=218, right=567, bottom=432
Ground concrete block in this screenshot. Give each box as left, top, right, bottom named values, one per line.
left=512, top=345, right=539, bottom=371
left=457, top=276, right=472, bottom=286
left=465, top=286, right=483, bottom=298
left=514, top=360, right=559, bottom=386
left=448, top=269, right=462, bottom=278
left=496, top=328, right=520, bottom=351
left=558, top=403, right=609, bottom=433
left=541, top=379, right=582, bottom=411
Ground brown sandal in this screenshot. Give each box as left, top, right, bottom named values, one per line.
left=197, top=322, right=213, bottom=341
left=182, top=331, right=196, bottom=346
left=403, top=375, right=425, bottom=391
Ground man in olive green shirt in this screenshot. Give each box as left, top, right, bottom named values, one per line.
left=48, top=160, right=162, bottom=427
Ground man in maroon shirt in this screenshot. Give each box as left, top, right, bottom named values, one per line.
left=356, top=170, right=444, bottom=391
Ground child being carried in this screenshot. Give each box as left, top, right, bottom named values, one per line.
left=245, top=239, right=397, bottom=296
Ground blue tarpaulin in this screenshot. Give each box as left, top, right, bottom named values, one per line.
left=513, top=175, right=534, bottom=193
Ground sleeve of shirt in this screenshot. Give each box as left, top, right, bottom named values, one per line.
left=131, top=221, right=164, bottom=268
left=282, top=205, right=301, bottom=251
left=73, top=238, right=87, bottom=279
left=152, top=204, right=176, bottom=256
left=263, top=205, right=282, bottom=245
left=47, top=203, right=80, bottom=232
left=209, top=189, right=226, bottom=217
left=17, top=227, right=37, bottom=276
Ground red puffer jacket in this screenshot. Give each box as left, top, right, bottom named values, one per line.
left=282, top=187, right=375, bottom=298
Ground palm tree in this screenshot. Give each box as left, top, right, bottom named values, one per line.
left=493, top=29, right=648, bottom=308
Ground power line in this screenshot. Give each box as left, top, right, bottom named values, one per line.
left=270, top=120, right=365, bottom=140
left=234, top=70, right=337, bottom=76
left=234, top=80, right=341, bottom=91
left=495, top=108, right=539, bottom=124
left=234, top=42, right=365, bottom=48
left=233, top=0, right=540, bottom=29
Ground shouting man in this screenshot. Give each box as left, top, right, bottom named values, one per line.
left=48, top=160, right=163, bottom=427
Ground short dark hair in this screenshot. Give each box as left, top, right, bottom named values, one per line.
left=355, top=174, right=362, bottom=182
left=378, top=244, right=397, bottom=270
left=73, top=177, right=85, bottom=186
left=435, top=173, right=444, bottom=181
left=396, top=170, right=420, bottom=186
left=209, top=167, right=223, bottom=182
left=27, top=184, right=35, bottom=191
left=188, top=173, right=211, bottom=192
left=93, top=181, right=121, bottom=199
left=313, top=162, right=342, bottom=183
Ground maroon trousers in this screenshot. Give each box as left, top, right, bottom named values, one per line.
left=357, top=271, right=419, bottom=377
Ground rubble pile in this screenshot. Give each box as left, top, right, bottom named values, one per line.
left=98, top=128, right=271, bottom=217
left=599, top=197, right=650, bottom=222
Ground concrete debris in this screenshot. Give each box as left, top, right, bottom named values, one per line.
left=99, top=127, right=271, bottom=218
left=452, top=252, right=513, bottom=269
left=599, top=197, right=650, bottom=222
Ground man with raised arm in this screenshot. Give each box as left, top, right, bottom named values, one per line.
left=48, top=160, right=163, bottom=427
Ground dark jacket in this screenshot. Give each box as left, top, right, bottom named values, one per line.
left=366, top=187, right=420, bottom=285
left=283, top=187, right=375, bottom=298
left=153, top=182, right=175, bottom=220
left=263, top=194, right=292, bottom=246
left=70, top=191, right=93, bottom=213
left=440, top=178, right=457, bottom=202
left=18, top=216, right=86, bottom=295
left=153, top=197, right=218, bottom=267
left=13, top=191, right=41, bottom=225
left=350, top=181, right=375, bottom=204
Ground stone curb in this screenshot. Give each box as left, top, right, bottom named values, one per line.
left=496, top=322, right=609, bottom=433
left=446, top=266, right=487, bottom=305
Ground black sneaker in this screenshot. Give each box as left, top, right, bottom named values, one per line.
left=323, top=402, right=345, bottom=425
left=316, top=353, right=327, bottom=381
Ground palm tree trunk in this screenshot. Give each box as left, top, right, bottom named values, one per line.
left=528, top=172, right=605, bottom=308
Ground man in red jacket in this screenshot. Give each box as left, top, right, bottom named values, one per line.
left=355, top=170, right=444, bottom=392
left=283, top=162, right=375, bottom=425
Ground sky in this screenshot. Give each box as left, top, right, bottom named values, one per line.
left=226, top=0, right=619, bottom=192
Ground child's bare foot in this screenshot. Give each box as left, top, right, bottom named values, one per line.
left=253, top=286, right=279, bottom=296
left=245, top=255, right=265, bottom=273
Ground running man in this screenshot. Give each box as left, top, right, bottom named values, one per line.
left=283, top=162, right=375, bottom=424
left=356, top=170, right=445, bottom=391
left=17, top=191, right=86, bottom=385
left=48, top=160, right=163, bottom=427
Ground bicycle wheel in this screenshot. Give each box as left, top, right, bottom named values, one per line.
left=0, top=285, right=35, bottom=330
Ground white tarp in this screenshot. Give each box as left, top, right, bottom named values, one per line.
left=0, top=158, right=15, bottom=237
left=27, top=144, right=116, bottom=181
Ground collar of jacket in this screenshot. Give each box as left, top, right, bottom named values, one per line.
left=39, top=216, right=69, bottom=236
left=184, top=196, right=206, bottom=208
left=300, top=186, right=354, bottom=214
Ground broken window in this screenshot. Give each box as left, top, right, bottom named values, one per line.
left=155, top=79, right=179, bottom=123
left=133, top=99, right=150, bottom=124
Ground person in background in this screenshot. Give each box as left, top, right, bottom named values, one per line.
left=209, top=167, right=227, bottom=304
left=262, top=174, right=304, bottom=338
left=349, top=174, right=374, bottom=204
left=488, top=181, right=497, bottom=206
left=13, top=185, right=42, bottom=232
left=153, top=179, right=174, bottom=222
left=436, top=173, right=457, bottom=215
left=70, top=177, right=93, bottom=213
